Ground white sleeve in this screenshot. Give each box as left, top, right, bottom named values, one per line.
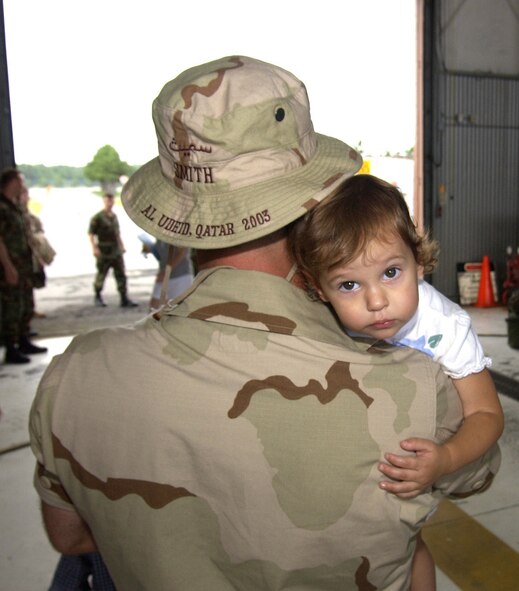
left=435, top=308, right=492, bottom=378
left=395, top=281, right=492, bottom=379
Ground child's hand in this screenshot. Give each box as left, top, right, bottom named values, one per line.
left=378, top=438, right=453, bottom=498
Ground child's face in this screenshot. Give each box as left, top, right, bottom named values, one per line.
left=317, top=234, right=421, bottom=340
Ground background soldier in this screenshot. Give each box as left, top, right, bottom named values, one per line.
left=0, top=168, right=47, bottom=363
left=88, top=193, right=137, bottom=308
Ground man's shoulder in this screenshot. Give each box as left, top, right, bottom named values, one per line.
left=88, top=210, right=105, bottom=227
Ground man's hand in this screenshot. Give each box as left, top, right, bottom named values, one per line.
left=41, top=502, right=97, bottom=554
left=4, top=263, right=18, bottom=285
left=378, top=438, right=453, bottom=498
left=0, top=239, right=19, bottom=284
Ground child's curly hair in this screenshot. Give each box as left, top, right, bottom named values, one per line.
left=288, top=174, right=439, bottom=299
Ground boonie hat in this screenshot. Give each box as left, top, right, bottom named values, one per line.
left=122, top=55, right=362, bottom=249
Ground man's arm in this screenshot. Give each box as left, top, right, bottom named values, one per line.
left=41, top=501, right=98, bottom=555
left=88, top=233, right=100, bottom=258
left=116, top=233, right=126, bottom=253
left=0, top=236, right=19, bottom=284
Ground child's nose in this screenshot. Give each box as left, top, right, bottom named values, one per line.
left=366, top=287, right=389, bottom=311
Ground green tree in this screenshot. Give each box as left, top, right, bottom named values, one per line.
left=84, top=145, right=131, bottom=192
left=18, top=164, right=95, bottom=187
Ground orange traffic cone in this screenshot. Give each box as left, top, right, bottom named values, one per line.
left=475, top=255, right=497, bottom=308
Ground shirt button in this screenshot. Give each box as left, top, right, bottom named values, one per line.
left=40, top=476, right=52, bottom=489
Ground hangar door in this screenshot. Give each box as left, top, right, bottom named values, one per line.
left=420, top=0, right=519, bottom=301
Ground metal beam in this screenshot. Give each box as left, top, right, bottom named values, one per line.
left=0, top=0, right=15, bottom=170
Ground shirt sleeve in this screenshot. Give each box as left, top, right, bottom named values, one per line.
left=88, top=215, right=97, bottom=236
left=395, top=281, right=492, bottom=379
left=29, top=354, right=77, bottom=511
left=435, top=309, right=492, bottom=378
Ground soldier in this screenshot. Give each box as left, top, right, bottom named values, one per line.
left=0, top=168, right=47, bottom=364
left=30, top=56, right=500, bottom=591
left=88, top=193, right=137, bottom=307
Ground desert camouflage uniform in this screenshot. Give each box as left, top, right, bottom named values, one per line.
left=88, top=209, right=127, bottom=296
left=0, top=193, right=34, bottom=342
left=30, top=267, right=500, bottom=591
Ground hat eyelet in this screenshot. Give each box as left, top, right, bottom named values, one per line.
left=274, top=107, right=286, bottom=122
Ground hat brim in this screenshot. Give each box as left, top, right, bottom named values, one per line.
left=122, top=133, right=362, bottom=249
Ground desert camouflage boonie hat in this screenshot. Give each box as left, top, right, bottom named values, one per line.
left=122, top=55, right=362, bottom=249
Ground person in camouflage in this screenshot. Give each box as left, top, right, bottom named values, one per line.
left=0, top=168, right=47, bottom=364
left=29, top=56, right=500, bottom=591
left=88, top=193, right=137, bottom=308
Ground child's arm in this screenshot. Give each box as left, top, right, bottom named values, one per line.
left=378, top=368, right=504, bottom=498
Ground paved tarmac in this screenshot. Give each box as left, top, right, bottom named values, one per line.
left=30, top=267, right=157, bottom=338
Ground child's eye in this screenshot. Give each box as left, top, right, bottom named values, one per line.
left=338, top=281, right=358, bottom=292
left=384, top=267, right=401, bottom=280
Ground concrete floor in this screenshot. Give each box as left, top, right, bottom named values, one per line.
left=1, top=337, right=72, bottom=590
left=1, top=291, right=518, bottom=590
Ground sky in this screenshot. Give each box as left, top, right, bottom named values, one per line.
left=3, top=0, right=417, bottom=167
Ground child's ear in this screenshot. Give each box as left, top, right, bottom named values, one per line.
left=308, top=276, right=328, bottom=302
left=301, top=272, right=327, bottom=301
left=316, top=286, right=328, bottom=302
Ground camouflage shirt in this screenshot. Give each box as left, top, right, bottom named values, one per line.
left=0, top=193, right=33, bottom=281
left=88, top=210, right=122, bottom=257
left=29, top=267, right=500, bottom=591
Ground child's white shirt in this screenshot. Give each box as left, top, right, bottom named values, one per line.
left=387, top=280, right=492, bottom=378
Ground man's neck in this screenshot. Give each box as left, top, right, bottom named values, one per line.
left=196, top=231, right=304, bottom=288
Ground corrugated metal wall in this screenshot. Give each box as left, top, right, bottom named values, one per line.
left=429, top=72, right=519, bottom=301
